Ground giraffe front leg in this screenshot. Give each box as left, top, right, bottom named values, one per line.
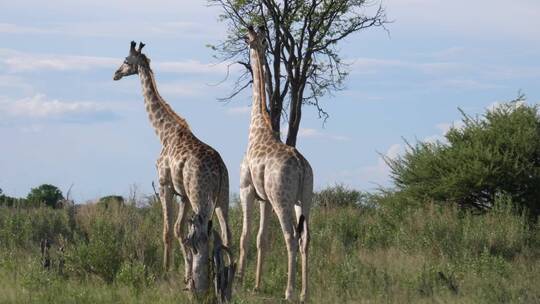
left=255, top=200, right=271, bottom=291
left=160, top=183, right=174, bottom=272
left=158, top=164, right=174, bottom=272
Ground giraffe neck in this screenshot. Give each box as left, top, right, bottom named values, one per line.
left=138, top=66, right=190, bottom=143
left=248, top=46, right=276, bottom=144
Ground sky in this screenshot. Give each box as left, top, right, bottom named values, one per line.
left=1, top=0, right=539, bottom=202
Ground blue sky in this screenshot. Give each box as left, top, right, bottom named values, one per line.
left=1, top=0, right=539, bottom=202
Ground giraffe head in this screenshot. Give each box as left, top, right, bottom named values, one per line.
left=244, top=25, right=267, bottom=51
left=113, top=41, right=150, bottom=80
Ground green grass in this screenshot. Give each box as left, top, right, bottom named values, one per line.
left=1, top=194, right=539, bottom=303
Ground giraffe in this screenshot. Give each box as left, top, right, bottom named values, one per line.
left=113, top=41, right=231, bottom=293
left=237, top=26, right=313, bottom=302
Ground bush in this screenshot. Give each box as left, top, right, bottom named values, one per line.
left=67, top=219, right=124, bottom=283
left=0, top=207, right=72, bottom=249
left=116, top=260, right=155, bottom=289
left=97, top=195, right=125, bottom=210
left=314, top=184, right=370, bottom=209
left=386, top=96, right=540, bottom=217
left=0, top=189, right=29, bottom=208
left=27, top=184, right=64, bottom=209
left=67, top=200, right=163, bottom=283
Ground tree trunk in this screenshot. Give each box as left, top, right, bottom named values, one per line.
left=286, top=88, right=302, bottom=147
left=269, top=92, right=282, bottom=136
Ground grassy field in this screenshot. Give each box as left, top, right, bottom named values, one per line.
left=1, top=191, right=539, bottom=303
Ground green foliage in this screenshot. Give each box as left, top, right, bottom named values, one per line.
left=209, top=0, right=388, bottom=146
left=0, top=207, right=72, bottom=249
left=97, top=195, right=125, bottom=210
left=27, top=184, right=64, bottom=209
left=0, top=190, right=28, bottom=208
left=387, top=96, right=540, bottom=216
left=1, top=186, right=539, bottom=303
left=116, top=260, right=155, bottom=289
left=313, top=184, right=371, bottom=209
left=67, top=200, right=162, bottom=283
left=67, top=219, right=124, bottom=283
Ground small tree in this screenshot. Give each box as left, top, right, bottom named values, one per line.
left=209, top=0, right=388, bottom=146
left=27, top=184, right=64, bottom=209
left=386, top=95, right=540, bottom=217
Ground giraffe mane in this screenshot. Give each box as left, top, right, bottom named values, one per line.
left=146, top=68, right=190, bottom=130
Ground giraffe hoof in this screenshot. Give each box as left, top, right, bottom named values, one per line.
left=285, top=291, right=296, bottom=302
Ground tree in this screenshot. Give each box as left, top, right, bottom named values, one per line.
left=386, top=95, right=540, bottom=217
left=27, top=184, right=64, bottom=209
left=209, top=0, right=388, bottom=146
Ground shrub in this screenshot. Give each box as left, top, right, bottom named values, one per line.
left=27, top=184, right=64, bottom=209
left=67, top=219, right=124, bottom=283
left=0, top=207, right=72, bottom=249
left=386, top=95, right=540, bottom=217
left=97, top=195, right=125, bottom=210
left=314, top=184, right=370, bottom=209
left=116, top=260, right=155, bottom=289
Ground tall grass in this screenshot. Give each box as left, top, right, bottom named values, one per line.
left=0, top=188, right=538, bottom=303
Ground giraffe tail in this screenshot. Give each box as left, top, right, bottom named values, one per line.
left=296, top=214, right=306, bottom=236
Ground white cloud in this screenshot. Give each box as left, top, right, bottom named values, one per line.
left=0, top=94, right=117, bottom=123
left=158, top=82, right=209, bottom=98
left=297, top=128, right=351, bottom=142
left=0, top=49, right=117, bottom=72
left=350, top=57, right=467, bottom=75
left=386, top=0, right=540, bottom=40
left=424, top=47, right=467, bottom=60
left=340, top=144, right=404, bottom=189
left=433, top=79, right=502, bottom=90
left=0, top=20, right=223, bottom=40
left=487, top=99, right=527, bottom=112
left=0, top=48, right=233, bottom=75
left=435, top=120, right=464, bottom=134
left=156, top=60, right=235, bottom=75
left=0, top=23, right=51, bottom=35
left=385, top=143, right=403, bottom=160
left=0, top=75, right=33, bottom=92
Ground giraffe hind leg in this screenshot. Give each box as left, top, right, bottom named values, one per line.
left=274, top=202, right=298, bottom=301
left=214, top=176, right=231, bottom=248
left=174, top=195, right=192, bottom=288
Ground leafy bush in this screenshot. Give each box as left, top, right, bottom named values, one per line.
left=67, top=219, right=124, bottom=283
left=0, top=207, right=72, bottom=249
left=116, top=260, right=155, bottom=289
left=67, top=200, right=163, bottom=283
left=314, top=184, right=370, bottom=209
left=1, top=185, right=539, bottom=302
left=27, top=184, right=64, bottom=209
left=0, top=189, right=29, bottom=208
left=386, top=96, right=540, bottom=217
left=97, top=195, right=125, bottom=209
